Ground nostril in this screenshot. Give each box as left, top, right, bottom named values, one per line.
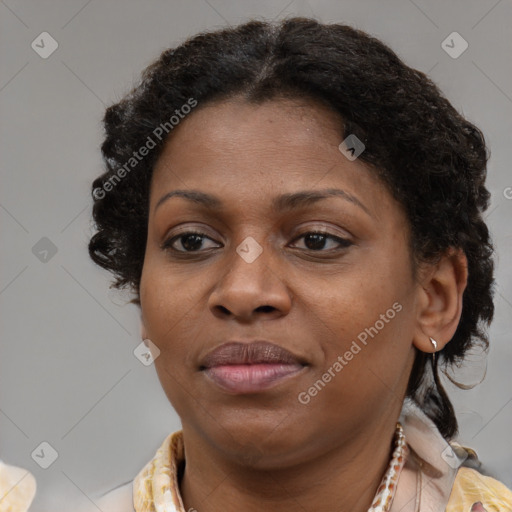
left=211, top=304, right=278, bottom=319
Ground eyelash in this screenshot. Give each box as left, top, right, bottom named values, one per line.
left=161, top=230, right=353, bottom=254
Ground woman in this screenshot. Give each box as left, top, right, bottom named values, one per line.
left=88, top=17, right=512, bottom=512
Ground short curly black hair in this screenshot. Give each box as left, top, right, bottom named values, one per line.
left=89, top=17, right=495, bottom=440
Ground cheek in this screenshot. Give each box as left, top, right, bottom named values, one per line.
left=140, top=265, right=181, bottom=348
left=139, top=264, right=205, bottom=411
left=139, top=262, right=213, bottom=363
left=141, top=257, right=195, bottom=324
left=301, top=256, right=415, bottom=383
left=306, top=261, right=408, bottom=334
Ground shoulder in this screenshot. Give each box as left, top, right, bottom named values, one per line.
left=447, top=466, right=512, bottom=511
left=93, top=431, right=183, bottom=512
left=95, top=481, right=134, bottom=512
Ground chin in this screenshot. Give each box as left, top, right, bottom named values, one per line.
left=195, top=413, right=314, bottom=469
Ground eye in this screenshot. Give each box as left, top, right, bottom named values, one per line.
left=289, top=231, right=352, bottom=251
left=162, top=231, right=222, bottom=253
left=161, top=229, right=352, bottom=254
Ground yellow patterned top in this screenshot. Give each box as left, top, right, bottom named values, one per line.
left=96, top=400, right=512, bottom=512
left=447, top=467, right=512, bottom=512
left=0, top=461, right=36, bottom=512
left=129, top=429, right=512, bottom=512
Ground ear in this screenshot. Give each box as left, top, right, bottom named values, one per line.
left=412, top=248, right=468, bottom=353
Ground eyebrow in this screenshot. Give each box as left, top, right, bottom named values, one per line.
left=155, top=188, right=371, bottom=217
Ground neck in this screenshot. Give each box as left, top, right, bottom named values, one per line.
left=180, top=417, right=398, bottom=512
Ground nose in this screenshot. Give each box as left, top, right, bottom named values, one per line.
left=207, top=242, right=292, bottom=322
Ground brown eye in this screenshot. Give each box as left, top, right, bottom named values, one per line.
left=162, top=232, right=221, bottom=253
left=290, top=231, right=352, bottom=251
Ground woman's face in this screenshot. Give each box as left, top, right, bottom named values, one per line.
left=140, top=97, right=422, bottom=468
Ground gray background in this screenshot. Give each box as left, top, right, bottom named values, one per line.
left=1, top=1, right=511, bottom=510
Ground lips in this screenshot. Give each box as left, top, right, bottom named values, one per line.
left=200, top=341, right=307, bottom=394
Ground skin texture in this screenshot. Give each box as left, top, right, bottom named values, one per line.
left=139, top=97, right=467, bottom=512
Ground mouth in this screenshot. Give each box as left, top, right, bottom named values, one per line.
left=199, top=341, right=308, bottom=394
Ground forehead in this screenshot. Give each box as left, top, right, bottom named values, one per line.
left=149, top=97, right=397, bottom=222
left=182, top=95, right=342, bottom=142
left=154, top=96, right=341, bottom=165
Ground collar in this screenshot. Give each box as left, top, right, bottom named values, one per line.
left=390, top=398, right=463, bottom=512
